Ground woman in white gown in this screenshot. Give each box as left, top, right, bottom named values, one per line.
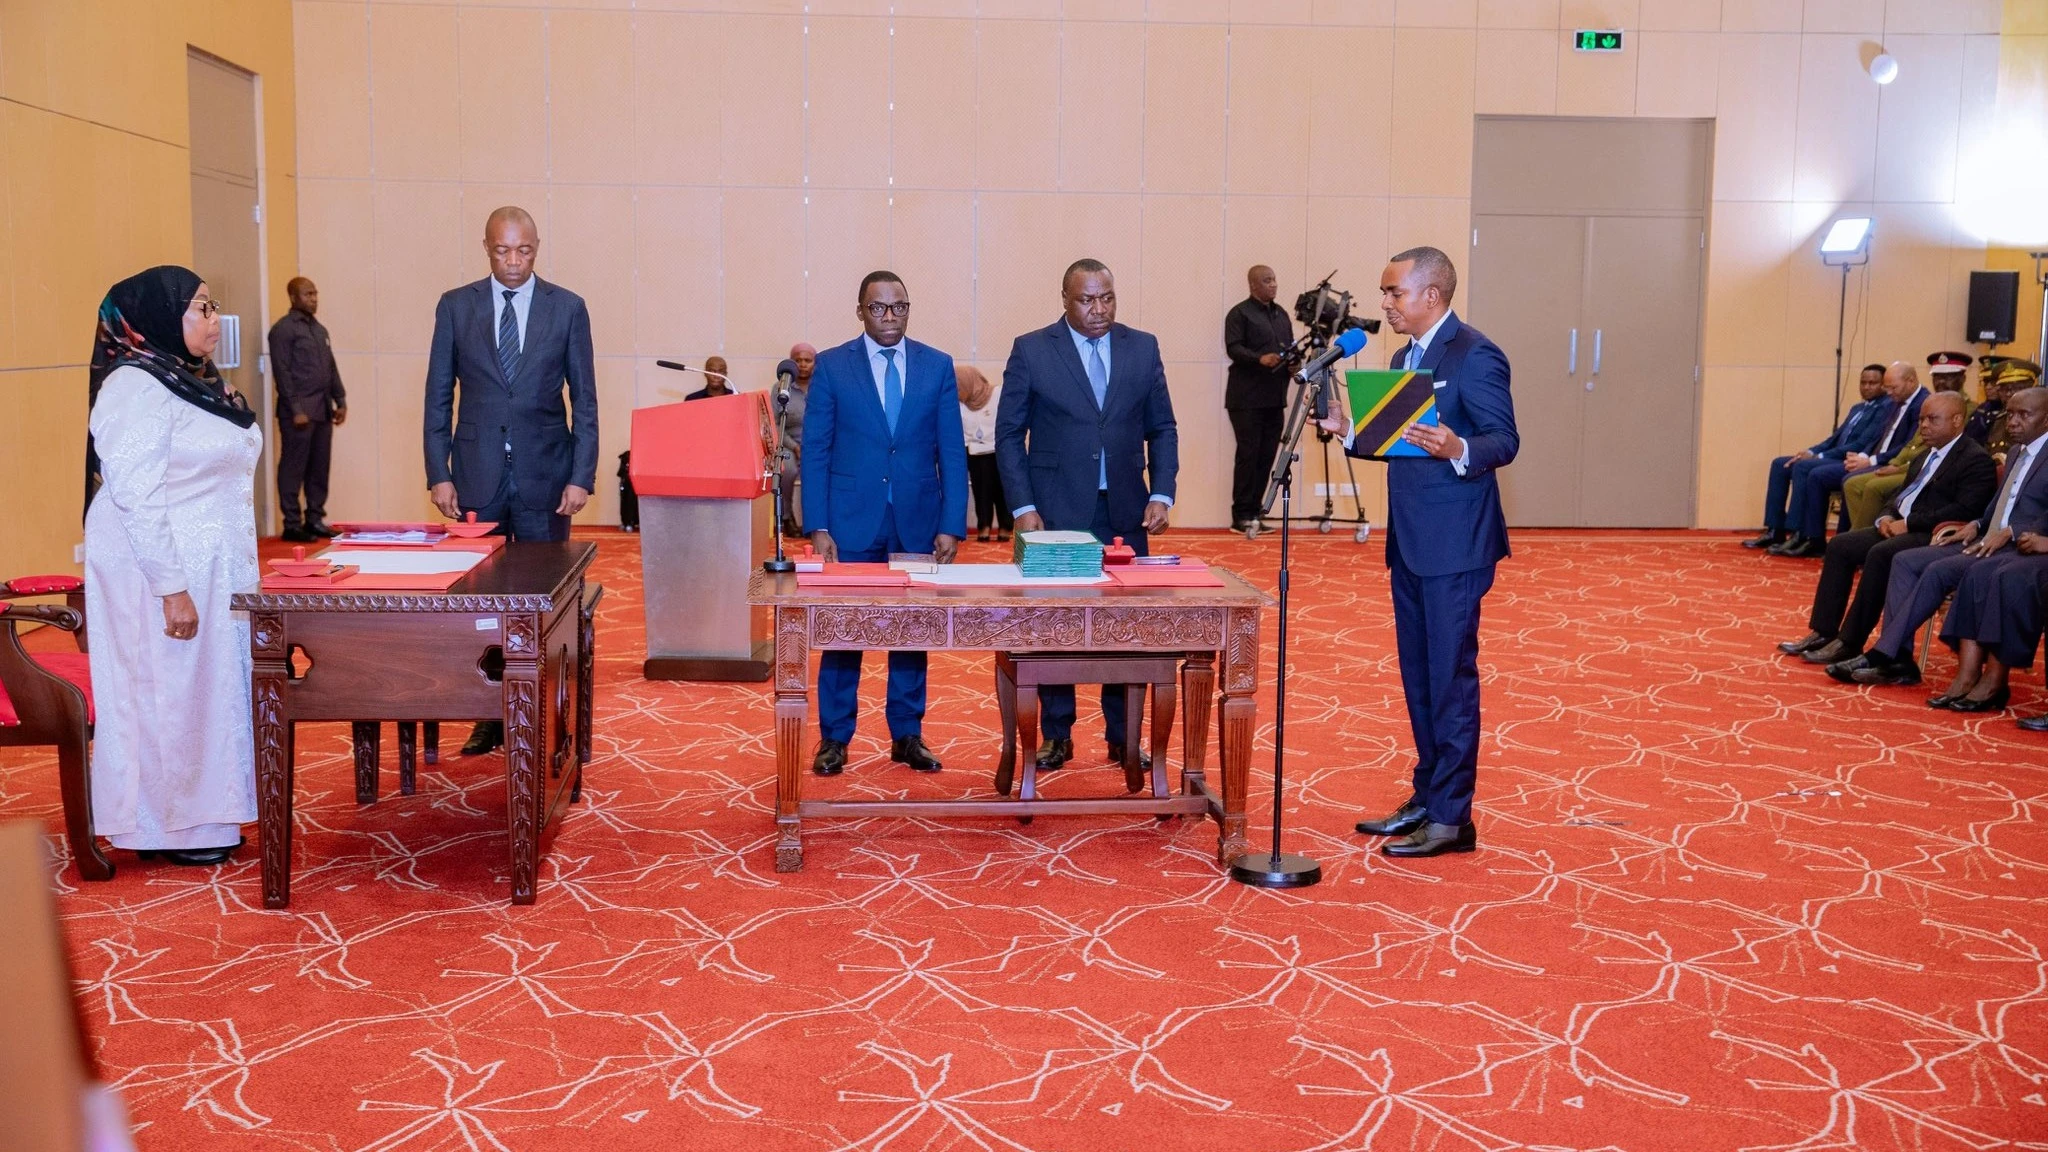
left=84, top=266, right=262, bottom=866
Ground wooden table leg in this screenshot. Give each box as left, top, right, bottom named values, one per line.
left=352, top=722, right=379, bottom=804
left=574, top=583, right=601, bottom=804
left=1121, top=685, right=1147, bottom=794
left=503, top=613, right=543, bottom=904
left=423, top=721, right=440, bottom=765
left=251, top=612, right=295, bottom=909
left=397, top=722, right=418, bottom=795
left=1016, top=684, right=1041, bottom=803
left=1179, top=653, right=1215, bottom=795
left=1215, top=609, right=1259, bottom=864
left=1149, top=676, right=1176, bottom=799
left=994, top=660, right=1017, bottom=797
left=774, top=606, right=808, bottom=872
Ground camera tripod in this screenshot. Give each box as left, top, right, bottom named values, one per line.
left=1249, top=335, right=1371, bottom=544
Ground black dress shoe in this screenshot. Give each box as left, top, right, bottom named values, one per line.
left=890, top=735, right=943, bottom=773
left=1825, top=654, right=1871, bottom=682
left=1803, top=639, right=1850, bottom=665
left=1949, top=685, right=2010, bottom=713
left=307, top=520, right=340, bottom=538
left=1927, top=691, right=1965, bottom=710
left=280, top=526, right=316, bottom=543
left=1780, top=538, right=1827, bottom=558
left=1382, top=821, right=1476, bottom=858
left=812, top=738, right=849, bottom=776
left=1743, top=531, right=1785, bottom=550
left=1033, top=737, right=1074, bottom=774
left=1766, top=533, right=1809, bottom=555
left=1849, top=656, right=1922, bottom=686
left=2018, top=713, right=2048, bottom=732
left=1355, top=800, right=1428, bottom=837
left=1777, top=632, right=1829, bottom=655
left=460, top=721, right=504, bottom=756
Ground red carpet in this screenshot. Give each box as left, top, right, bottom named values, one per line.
left=6, top=528, right=2047, bottom=1150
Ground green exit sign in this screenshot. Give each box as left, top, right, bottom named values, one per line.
left=1574, top=29, right=1624, bottom=51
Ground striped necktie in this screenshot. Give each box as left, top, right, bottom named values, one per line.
left=1989, top=443, right=2033, bottom=534
left=497, top=289, right=521, bottom=385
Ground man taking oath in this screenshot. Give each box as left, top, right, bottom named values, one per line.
left=423, top=205, right=599, bottom=755
left=995, top=258, right=1180, bottom=774
left=1324, top=246, right=1518, bottom=858
left=802, top=271, right=968, bottom=777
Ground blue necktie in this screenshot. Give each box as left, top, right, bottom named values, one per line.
left=1409, top=341, right=1424, bottom=370
left=880, top=347, right=902, bottom=436
left=1088, top=338, right=1109, bottom=488
left=497, top=289, right=520, bottom=385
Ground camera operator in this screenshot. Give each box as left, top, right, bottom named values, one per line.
left=1225, top=264, right=1295, bottom=532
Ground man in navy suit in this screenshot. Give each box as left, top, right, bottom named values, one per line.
left=1774, top=361, right=1926, bottom=557
left=1326, top=246, right=1517, bottom=859
left=423, top=205, right=599, bottom=755
left=995, top=259, right=1180, bottom=774
left=1744, top=364, right=1888, bottom=550
left=802, top=271, right=969, bottom=777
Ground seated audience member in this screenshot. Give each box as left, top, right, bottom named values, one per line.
left=1778, top=392, right=1994, bottom=666
left=684, top=355, right=732, bottom=401
left=2016, top=556, right=2048, bottom=733
left=1747, top=363, right=1888, bottom=549
left=1974, top=356, right=2042, bottom=462
left=1831, top=388, right=2048, bottom=702
left=1842, top=353, right=1972, bottom=529
left=1774, top=360, right=1926, bottom=557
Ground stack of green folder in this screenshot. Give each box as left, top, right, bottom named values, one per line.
left=1012, top=530, right=1104, bottom=578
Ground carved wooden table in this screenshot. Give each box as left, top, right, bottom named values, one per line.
left=747, top=569, right=1270, bottom=872
left=232, top=542, right=596, bottom=908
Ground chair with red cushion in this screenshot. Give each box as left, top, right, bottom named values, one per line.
left=0, top=576, right=112, bottom=880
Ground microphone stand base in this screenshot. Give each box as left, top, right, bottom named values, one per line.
left=1229, top=851, right=1323, bottom=889
left=762, top=558, right=796, bottom=574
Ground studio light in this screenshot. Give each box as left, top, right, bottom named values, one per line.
left=1819, top=217, right=1875, bottom=429
left=1819, top=217, right=1874, bottom=264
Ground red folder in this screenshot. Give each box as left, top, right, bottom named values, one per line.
left=796, top=563, right=913, bottom=588
left=1107, top=566, right=1225, bottom=588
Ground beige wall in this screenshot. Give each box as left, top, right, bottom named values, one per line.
left=0, top=0, right=300, bottom=578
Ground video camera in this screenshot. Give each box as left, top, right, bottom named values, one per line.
left=1293, top=272, right=1381, bottom=342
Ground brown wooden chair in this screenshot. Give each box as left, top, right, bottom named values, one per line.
left=994, top=651, right=1178, bottom=803
left=0, top=576, right=113, bottom=881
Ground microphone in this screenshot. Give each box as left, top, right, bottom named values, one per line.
left=774, top=359, right=798, bottom=405
left=1294, top=326, right=1368, bottom=382
left=656, top=360, right=729, bottom=382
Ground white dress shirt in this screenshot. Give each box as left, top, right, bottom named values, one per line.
left=489, top=274, right=536, bottom=352
left=861, top=333, right=906, bottom=412
left=961, top=383, right=1001, bottom=456
left=1891, top=440, right=1952, bottom=522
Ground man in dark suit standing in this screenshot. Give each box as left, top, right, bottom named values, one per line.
left=1324, top=246, right=1517, bottom=859
left=996, top=258, right=1179, bottom=774
left=1224, top=264, right=1294, bottom=532
left=1776, top=393, right=1995, bottom=670
left=423, top=205, right=599, bottom=754
left=267, top=276, right=348, bottom=543
left=802, top=271, right=967, bottom=777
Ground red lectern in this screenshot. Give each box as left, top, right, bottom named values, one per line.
left=631, top=393, right=775, bottom=680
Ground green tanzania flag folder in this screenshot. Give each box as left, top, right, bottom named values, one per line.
left=1344, top=369, right=1439, bottom=458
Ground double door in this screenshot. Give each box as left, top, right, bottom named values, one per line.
left=1471, top=213, right=1704, bottom=527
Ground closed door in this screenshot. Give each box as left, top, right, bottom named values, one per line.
left=188, top=51, right=268, bottom=530
left=1578, top=215, right=1703, bottom=526
left=1469, top=214, right=1587, bottom=526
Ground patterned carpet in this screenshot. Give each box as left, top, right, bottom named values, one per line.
left=5, top=527, right=2048, bottom=1151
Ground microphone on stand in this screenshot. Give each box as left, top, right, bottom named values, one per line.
left=773, top=359, right=798, bottom=407
left=1293, top=326, right=1369, bottom=383
left=656, top=360, right=730, bottom=383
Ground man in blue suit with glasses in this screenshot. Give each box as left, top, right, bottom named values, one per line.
left=802, top=271, right=969, bottom=778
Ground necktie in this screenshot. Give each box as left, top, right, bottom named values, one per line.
left=1087, top=338, right=1108, bottom=408
left=1989, top=444, right=2032, bottom=534
left=1409, top=341, right=1425, bottom=370
left=1895, top=448, right=1940, bottom=519
left=497, top=289, right=520, bottom=385
left=880, top=347, right=902, bottom=436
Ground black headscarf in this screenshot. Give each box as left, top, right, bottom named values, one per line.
left=84, top=265, right=255, bottom=513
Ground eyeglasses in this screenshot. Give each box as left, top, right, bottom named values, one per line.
left=194, top=299, right=223, bottom=318
left=862, top=301, right=911, bottom=319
